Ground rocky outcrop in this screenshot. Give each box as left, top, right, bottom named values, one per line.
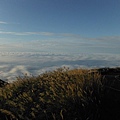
left=88, top=67, right=120, bottom=91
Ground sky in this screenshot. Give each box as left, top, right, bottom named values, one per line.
left=0, top=0, right=120, bottom=81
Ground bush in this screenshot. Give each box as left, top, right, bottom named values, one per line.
left=0, top=68, right=119, bottom=120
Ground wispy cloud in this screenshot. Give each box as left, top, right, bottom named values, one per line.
left=0, top=30, right=120, bottom=49
left=91, top=36, right=120, bottom=42
left=0, top=21, right=8, bottom=24
left=0, top=30, right=82, bottom=38
left=0, top=30, right=120, bottom=42
left=0, top=31, right=28, bottom=35
left=0, top=31, right=56, bottom=36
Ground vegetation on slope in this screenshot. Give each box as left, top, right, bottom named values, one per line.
left=0, top=68, right=120, bottom=120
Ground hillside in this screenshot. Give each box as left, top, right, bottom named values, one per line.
left=0, top=67, right=120, bottom=120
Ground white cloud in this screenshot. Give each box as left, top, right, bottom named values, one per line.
left=0, top=31, right=82, bottom=38
left=0, top=29, right=81, bottom=37
left=0, top=36, right=120, bottom=54
left=0, top=30, right=120, bottom=47
left=0, top=21, right=8, bottom=24
left=0, top=31, right=56, bottom=36
left=0, top=52, right=120, bottom=82
left=1, top=30, right=120, bottom=44
left=0, top=31, right=28, bottom=35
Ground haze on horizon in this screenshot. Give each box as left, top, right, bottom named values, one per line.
left=0, top=0, right=120, bottom=81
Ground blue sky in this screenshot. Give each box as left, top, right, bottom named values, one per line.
left=0, top=0, right=120, bottom=54
left=0, top=0, right=120, bottom=37
left=0, top=0, right=120, bottom=81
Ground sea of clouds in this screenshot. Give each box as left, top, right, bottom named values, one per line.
left=0, top=38, right=120, bottom=82
left=0, top=51, right=120, bottom=82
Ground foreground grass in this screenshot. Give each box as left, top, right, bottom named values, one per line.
left=0, top=68, right=120, bottom=120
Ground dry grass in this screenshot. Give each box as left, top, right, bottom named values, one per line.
left=0, top=67, right=119, bottom=120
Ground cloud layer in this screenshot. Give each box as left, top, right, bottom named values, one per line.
left=0, top=52, right=120, bottom=82
left=0, top=32, right=120, bottom=82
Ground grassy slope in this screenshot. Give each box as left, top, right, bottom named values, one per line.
left=0, top=68, right=120, bottom=120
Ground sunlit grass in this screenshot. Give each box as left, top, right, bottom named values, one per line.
left=0, top=67, right=120, bottom=120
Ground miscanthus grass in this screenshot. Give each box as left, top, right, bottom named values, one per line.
left=0, top=68, right=120, bottom=120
